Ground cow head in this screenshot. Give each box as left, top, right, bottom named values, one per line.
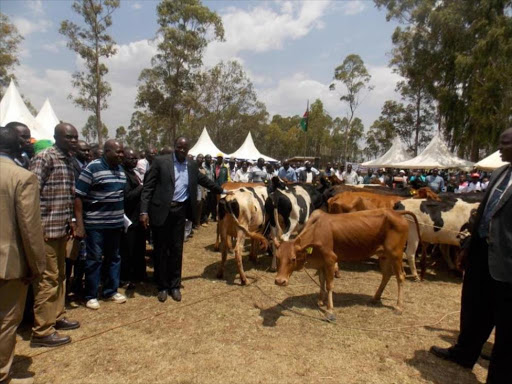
left=274, top=240, right=309, bottom=286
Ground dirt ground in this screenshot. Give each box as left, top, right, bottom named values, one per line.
left=12, top=224, right=490, bottom=384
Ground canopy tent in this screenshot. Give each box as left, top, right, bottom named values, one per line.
left=35, top=98, right=60, bottom=140
left=475, top=151, right=509, bottom=171
left=188, top=127, right=227, bottom=158
left=228, top=131, right=278, bottom=162
left=0, top=80, right=45, bottom=140
left=362, top=137, right=411, bottom=168
left=392, top=134, right=474, bottom=170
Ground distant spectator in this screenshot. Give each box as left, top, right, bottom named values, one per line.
left=134, top=146, right=157, bottom=183
left=249, top=158, right=269, bottom=183
left=481, top=176, right=490, bottom=192
left=466, top=173, right=482, bottom=193
left=298, top=161, right=317, bottom=183
left=426, top=168, right=445, bottom=192
left=342, top=164, right=359, bottom=185
left=234, top=161, right=250, bottom=182
left=6, top=121, right=33, bottom=169
left=228, top=158, right=237, bottom=181
left=457, top=174, right=469, bottom=193
left=277, top=160, right=297, bottom=183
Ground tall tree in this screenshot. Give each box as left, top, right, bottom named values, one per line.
left=135, top=0, right=224, bottom=145
left=0, top=13, right=23, bottom=96
left=186, top=60, right=267, bottom=153
left=82, top=115, right=108, bottom=143
left=115, top=125, right=126, bottom=142
left=60, top=0, right=120, bottom=147
left=329, top=54, right=373, bottom=162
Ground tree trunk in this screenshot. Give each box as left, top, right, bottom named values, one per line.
left=414, top=95, right=421, bottom=156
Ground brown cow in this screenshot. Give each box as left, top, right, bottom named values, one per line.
left=274, top=209, right=421, bottom=320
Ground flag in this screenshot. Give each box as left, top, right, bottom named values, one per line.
left=299, top=103, right=309, bottom=132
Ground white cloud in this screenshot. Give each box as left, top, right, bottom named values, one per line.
left=27, top=0, right=44, bottom=15
left=341, top=1, right=366, bottom=16
left=204, top=1, right=331, bottom=66
left=12, top=17, right=52, bottom=36
left=257, top=65, right=402, bottom=129
left=131, top=2, right=142, bottom=10
left=41, top=40, right=67, bottom=53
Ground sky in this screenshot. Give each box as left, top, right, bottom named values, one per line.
left=2, top=0, right=403, bottom=139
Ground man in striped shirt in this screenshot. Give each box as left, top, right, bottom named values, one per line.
left=29, top=123, right=81, bottom=347
left=74, top=140, right=127, bottom=310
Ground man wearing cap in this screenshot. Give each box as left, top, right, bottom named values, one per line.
left=430, top=127, right=512, bottom=383
left=467, top=173, right=482, bottom=193
left=426, top=168, right=445, bottom=192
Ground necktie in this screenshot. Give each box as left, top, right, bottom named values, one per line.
left=478, top=167, right=511, bottom=238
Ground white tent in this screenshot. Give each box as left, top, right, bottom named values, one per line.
left=188, top=127, right=226, bottom=157
left=35, top=98, right=60, bottom=140
left=362, top=137, right=412, bottom=168
left=228, top=132, right=278, bottom=162
left=392, top=134, right=474, bottom=170
left=0, top=80, right=44, bottom=139
left=475, top=151, right=509, bottom=171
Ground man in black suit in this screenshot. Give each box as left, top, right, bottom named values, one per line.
left=121, top=148, right=146, bottom=289
left=140, top=137, right=226, bottom=303
left=430, top=127, right=512, bottom=384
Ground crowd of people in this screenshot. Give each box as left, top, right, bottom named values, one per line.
left=0, top=120, right=510, bottom=384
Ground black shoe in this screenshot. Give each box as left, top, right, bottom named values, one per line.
left=55, top=318, right=80, bottom=330
left=157, top=290, right=168, bottom=303
left=429, top=346, right=473, bottom=368
left=126, top=282, right=136, bottom=290
left=31, top=332, right=71, bottom=348
left=170, top=288, right=181, bottom=302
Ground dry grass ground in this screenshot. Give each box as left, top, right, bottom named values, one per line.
left=12, top=225, right=490, bottom=384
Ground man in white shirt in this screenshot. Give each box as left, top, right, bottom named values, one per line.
left=234, top=161, right=250, bottom=182
left=466, top=173, right=482, bottom=192
left=342, top=164, right=359, bottom=185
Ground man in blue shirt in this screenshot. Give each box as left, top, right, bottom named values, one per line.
left=74, top=140, right=127, bottom=310
left=426, top=168, right=445, bottom=192
left=140, top=137, right=226, bottom=303
left=277, top=160, right=297, bottom=182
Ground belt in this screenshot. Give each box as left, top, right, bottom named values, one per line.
left=169, top=200, right=187, bottom=207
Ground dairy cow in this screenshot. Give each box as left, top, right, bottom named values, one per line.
left=217, top=186, right=269, bottom=285
left=393, top=196, right=480, bottom=279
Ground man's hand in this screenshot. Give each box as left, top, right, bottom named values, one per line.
left=69, top=221, right=77, bottom=239
left=74, top=224, right=86, bottom=239
left=140, top=213, right=149, bottom=229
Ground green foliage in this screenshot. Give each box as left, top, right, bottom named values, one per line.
left=60, top=0, right=119, bottom=146
left=0, top=13, right=23, bottom=96
left=329, top=54, right=372, bottom=162
left=115, top=125, right=126, bottom=142
left=135, top=0, right=224, bottom=145
left=375, top=0, right=512, bottom=160
left=82, top=115, right=109, bottom=143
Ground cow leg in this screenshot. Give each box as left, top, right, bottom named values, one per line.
left=405, top=223, right=420, bottom=281
left=234, top=230, right=248, bottom=285
left=249, top=239, right=258, bottom=263
left=391, top=255, right=406, bottom=314
left=373, top=257, right=393, bottom=304
left=324, top=252, right=337, bottom=322
left=216, top=222, right=229, bottom=279
left=317, top=268, right=327, bottom=307
left=214, top=220, right=221, bottom=252
left=334, top=262, right=341, bottom=278
left=440, top=244, right=456, bottom=270
left=269, top=228, right=278, bottom=272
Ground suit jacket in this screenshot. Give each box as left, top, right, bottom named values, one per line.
left=469, top=164, right=512, bottom=283
left=298, top=170, right=317, bottom=184
left=0, top=156, right=46, bottom=279
left=141, top=154, right=223, bottom=226
left=124, top=168, right=143, bottom=225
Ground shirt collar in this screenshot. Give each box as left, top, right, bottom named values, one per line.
left=100, top=155, right=121, bottom=171
left=173, top=153, right=187, bottom=166
left=53, top=145, right=70, bottom=159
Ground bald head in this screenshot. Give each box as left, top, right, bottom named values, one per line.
left=54, top=123, right=78, bottom=153
left=104, top=139, right=124, bottom=167
left=498, top=128, right=512, bottom=163
left=174, top=136, right=190, bottom=163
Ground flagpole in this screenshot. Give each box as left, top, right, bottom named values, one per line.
left=303, top=99, right=309, bottom=158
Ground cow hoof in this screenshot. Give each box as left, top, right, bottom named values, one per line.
left=269, top=266, right=277, bottom=272
left=334, top=271, right=341, bottom=279
left=325, top=313, right=336, bottom=323
left=317, top=300, right=325, bottom=307
left=411, top=276, right=421, bottom=282
left=393, top=308, right=403, bottom=315
left=240, top=278, right=248, bottom=286
left=369, top=298, right=382, bottom=306
left=214, top=246, right=220, bottom=252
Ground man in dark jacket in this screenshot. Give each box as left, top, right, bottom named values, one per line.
left=140, top=137, right=226, bottom=303
left=430, top=127, right=512, bottom=384
left=120, top=148, right=146, bottom=289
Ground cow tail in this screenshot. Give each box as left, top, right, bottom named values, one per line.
left=396, top=210, right=425, bottom=279
left=225, top=197, right=269, bottom=250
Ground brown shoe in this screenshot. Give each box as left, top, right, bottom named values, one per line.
left=30, top=331, right=71, bottom=348
left=55, top=317, right=80, bottom=330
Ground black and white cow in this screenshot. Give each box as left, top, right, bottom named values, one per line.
left=217, top=186, right=269, bottom=285
left=265, top=178, right=324, bottom=269
left=394, top=195, right=480, bottom=278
